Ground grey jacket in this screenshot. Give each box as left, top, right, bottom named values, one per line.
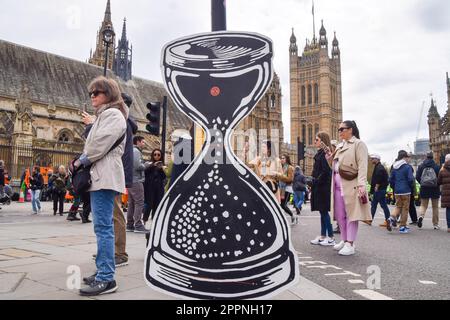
left=133, top=146, right=146, bottom=183
left=80, top=106, right=127, bottom=193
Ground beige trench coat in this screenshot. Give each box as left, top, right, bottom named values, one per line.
left=83, top=105, right=127, bottom=194
left=331, top=136, right=372, bottom=222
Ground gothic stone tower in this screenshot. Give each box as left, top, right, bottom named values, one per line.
left=89, top=0, right=116, bottom=71
left=113, top=18, right=133, bottom=81
left=290, top=19, right=343, bottom=173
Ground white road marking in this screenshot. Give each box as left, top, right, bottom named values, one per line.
left=325, top=271, right=361, bottom=277
left=419, top=280, right=437, bottom=285
left=354, top=289, right=393, bottom=300
left=348, top=279, right=365, bottom=284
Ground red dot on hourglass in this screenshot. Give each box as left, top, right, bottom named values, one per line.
left=210, top=86, right=221, bottom=97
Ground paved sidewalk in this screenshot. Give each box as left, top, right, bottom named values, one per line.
left=0, top=202, right=343, bottom=300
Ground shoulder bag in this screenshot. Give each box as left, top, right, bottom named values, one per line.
left=70, top=134, right=125, bottom=195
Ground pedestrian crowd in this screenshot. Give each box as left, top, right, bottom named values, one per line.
left=1, top=79, right=449, bottom=295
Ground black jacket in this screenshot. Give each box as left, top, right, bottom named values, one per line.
left=84, top=117, right=137, bottom=188
left=30, top=172, right=44, bottom=190
left=370, top=162, right=389, bottom=194
left=416, top=159, right=440, bottom=199
left=311, top=149, right=331, bottom=212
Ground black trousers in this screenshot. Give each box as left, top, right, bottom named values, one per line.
left=81, top=192, right=91, bottom=220
left=409, top=194, right=418, bottom=222
left=281, top=191, right=293, bottom=217
left=52, top=190, right=65, bottom=215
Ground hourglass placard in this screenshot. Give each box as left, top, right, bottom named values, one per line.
left=145, top=31, right=299, bottom=300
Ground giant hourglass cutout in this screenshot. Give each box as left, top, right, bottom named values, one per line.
left=145, top=31, right=299, bottom=300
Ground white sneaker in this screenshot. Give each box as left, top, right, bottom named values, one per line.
left=338, top=242, right=356, bottom=256
left=310, top=236, right=325, bottom=245
left=319, top=237, right=336, bottom=247
left=333, top=240, right=345, bottom=251
left=433, top=225, right=440, bottom=230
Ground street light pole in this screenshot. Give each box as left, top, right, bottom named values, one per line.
left=211, top=0, right=227, bottom=31
left=102, top=26, right=115, bottom=77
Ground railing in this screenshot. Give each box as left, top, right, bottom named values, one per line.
left=0, top=144, right=83, bottom=180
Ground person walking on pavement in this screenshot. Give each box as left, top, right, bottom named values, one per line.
left=74, top=76, right=127, bottom=296
left=29, top=166, right=44, bottom=214
left=437, top=154, right=450, bottom=233
left=369, top=154, right=391, bottom=227
left=387, top=150, right=414, bottom=233
left=330, top=121, right=371, bottom=256
left=127, top=136, right=151, bottom=233
left=310, top=132, right=335, bottom=247
left=143, top=149, right=167, bottom=223
left=292, top=166, right=307, bottom=215
left=277, top=155, right=296, bottom=224
left=49, top=165, right=69, bottom=217
left=408, top=165, right=419, bottom=225
left=416, top=152, right=441, bottom=229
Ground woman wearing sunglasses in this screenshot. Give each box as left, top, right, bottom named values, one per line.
left=143, top=149, right=167, bottom=223
left=328, top=121, right=371, bottom=256
left=75, top=76, right=128, bottom=296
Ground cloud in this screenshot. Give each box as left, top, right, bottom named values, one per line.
left=0, top=0, right=449, bottom=165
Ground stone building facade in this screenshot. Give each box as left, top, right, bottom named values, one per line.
left=428, top=73, right=450, bottom=164
left=289, top=19, right=343, bottom=174
left=0, top=39, right=191, bottom=179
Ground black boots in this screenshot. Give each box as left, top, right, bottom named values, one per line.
left=67, top=211, right=81, bottom=221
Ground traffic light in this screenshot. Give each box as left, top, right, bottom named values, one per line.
left=297, top=140, right=305, bottom=161
left=146, top=102, right=161, bottom=136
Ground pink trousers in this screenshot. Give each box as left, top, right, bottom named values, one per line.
left=334, top=172, right=359, bottom=242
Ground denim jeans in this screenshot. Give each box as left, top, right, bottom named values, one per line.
left=293, top=191, right=305, bottom=209
left=320, top=211, right=333, bottom=238
left=91, top=190, right=117, bottom=282
left=446, top=208, right=450, bottom=229
left=371, top=190, right=390, bottom=220
left=31, top=189, right=41, bottom=213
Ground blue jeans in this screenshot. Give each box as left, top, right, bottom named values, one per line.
left=293, top=191, right=305, bottom=209
left=320, top=211, right=333, bottom=237
left=371, top=190, right=390, bottom=220
left=91, top=190, right=117, bottom=282
left=446, top=208, right=450, bottom=229
left=31, top=189, right=41, bottom=213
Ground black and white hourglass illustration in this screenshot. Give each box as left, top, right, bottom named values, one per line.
left=145, top=31, right=299, bottom=300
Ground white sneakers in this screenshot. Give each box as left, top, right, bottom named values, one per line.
left=333, top=240, right=345, bottom=251
left=310, top=236, right=325, bottom=245
left=310, top=237, right=336, bottom=246
left=338, top=242, right=355, bottom=256
left=311, top=239, right=355, bottom=256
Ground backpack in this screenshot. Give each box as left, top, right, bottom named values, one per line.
left=420, top=167, right=437, bottom=187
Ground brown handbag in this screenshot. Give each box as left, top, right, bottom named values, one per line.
left=339, top=164, right=358, bottom=181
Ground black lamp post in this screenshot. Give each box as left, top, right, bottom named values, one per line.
left=102, top=25, right=115, bottom=76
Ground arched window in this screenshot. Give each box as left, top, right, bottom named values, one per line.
left=314, top=124, right=320, bottom=137
left=314, top=83, right=319, bottom=104
left=57, top=130, right=73, bottom=144
left=271, top=94, right=276, bottom=109
left=308, top=85, right=312, bottom=105
left=58, top=133, right=70, bottom=143
left=302, top=124, right=306, bottom=143
left=301, top=86, right=306, bottom=106
left=308, top=124, right=313, bottom=145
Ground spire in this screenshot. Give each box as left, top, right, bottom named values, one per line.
left=121, top=18, right=127, bottom=40
left=319, top=20, right=328, bottom=48
left=332, top=31, right=340, bottom=58
left=290, top=28, right=297, bottom=43
left=104, top=0, right=112, bottom=23
left=428, top=97, right=440, bottom=119
left=290, top=28, right=298, bottom=55
left=312, top=0, right=316, bottom=43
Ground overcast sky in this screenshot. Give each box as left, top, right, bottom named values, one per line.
left=0, top=0, right=449, bottom=164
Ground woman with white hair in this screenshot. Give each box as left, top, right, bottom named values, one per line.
left=437, top=154, right=450, bottom=233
